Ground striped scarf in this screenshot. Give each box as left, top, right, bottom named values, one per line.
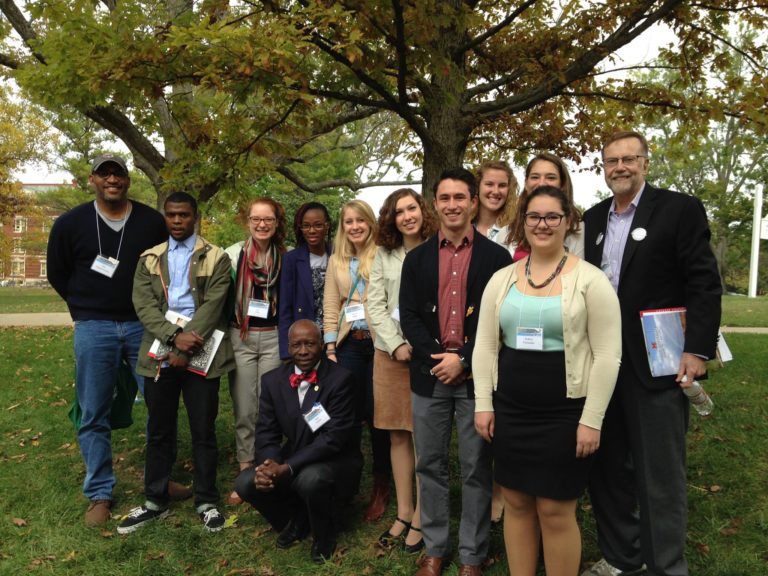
left=235, top=238, right=282, bottom=340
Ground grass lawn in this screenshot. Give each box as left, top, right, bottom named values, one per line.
left=2, top=287, right=767, bottom=328
left=1, top=327, right=766, bottom=575
left=0, top=287, right=68, bottom=314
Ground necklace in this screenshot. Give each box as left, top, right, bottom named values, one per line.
left=525, top=247, right=569, bottom=289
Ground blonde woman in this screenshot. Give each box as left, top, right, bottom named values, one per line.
left=474, top=160, right=519, bottom=248
left=323, top=199, right=392, bottom=522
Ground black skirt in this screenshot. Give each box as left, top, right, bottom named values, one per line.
left=493, top=346, right=592, bottom=500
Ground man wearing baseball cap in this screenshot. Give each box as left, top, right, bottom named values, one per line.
left=47, top=154, right=171, bottom=526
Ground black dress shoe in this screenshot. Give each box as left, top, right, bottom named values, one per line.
left=276, top=516, right=310, bottom=549
left=403, top=525, right=425, bottom=554
left=311, top=537, right=337, bottom=564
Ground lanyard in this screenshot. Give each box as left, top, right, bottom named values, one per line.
left=94, top=203, right=129, bottom=260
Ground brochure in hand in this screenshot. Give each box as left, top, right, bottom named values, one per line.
left=639, top=307, right=686, bottom=377
left=148, top=310, right=223, bottom=376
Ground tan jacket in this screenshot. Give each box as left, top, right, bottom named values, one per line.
left=322, top=254, right=376, bottom=347
left=472, top=258, right=621, bottom=429
left=368, top=246, right=408, bottom=355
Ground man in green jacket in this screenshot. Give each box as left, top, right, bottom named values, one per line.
left=118, top=192, right=235, bottom=534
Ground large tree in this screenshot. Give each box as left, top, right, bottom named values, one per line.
left=2, top=1, right=767, bottom=201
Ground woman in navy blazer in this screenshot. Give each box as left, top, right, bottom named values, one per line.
left=278, top=202, right=333, bottom=359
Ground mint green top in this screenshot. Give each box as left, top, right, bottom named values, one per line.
left=499, top=284, right=564, bottom=351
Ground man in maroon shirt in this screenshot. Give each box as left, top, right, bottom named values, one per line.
left=400, top=168, right=512, bottom=576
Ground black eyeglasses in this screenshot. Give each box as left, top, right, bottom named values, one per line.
left=300, top=222, right=328, bottom=231
left=524, top=212, right=565, bottom=228
left=93, top=168, right=128, bottom=178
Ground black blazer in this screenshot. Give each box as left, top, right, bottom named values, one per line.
left=582, top=183, right=722, bottom=389
left=399, top=231, right=512, bottom=398
left=254, top=358, right=362, bottom=479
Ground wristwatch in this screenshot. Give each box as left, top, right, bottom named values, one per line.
left=458, top=355, right=469, bottom=371
left=166, top=328, right=182, bottom=347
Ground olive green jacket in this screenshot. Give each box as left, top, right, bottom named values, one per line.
left=132, top=236, right=236, bottom=379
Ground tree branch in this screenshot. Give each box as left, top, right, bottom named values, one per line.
left=0, top=0, right=46, bottom=63
left=686, top=23, right=767, bottom=72
left=466, top=0, right=683, bottom=118
left=0, top=52, right=18, bottom=69
left=276, top=164, right=416, bottom=192
left=458, top=0, right=537, bottom=55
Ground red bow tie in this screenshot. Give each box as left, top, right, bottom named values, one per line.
left=289, top=369, right=317, bottom=389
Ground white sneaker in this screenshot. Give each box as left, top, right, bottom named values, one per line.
left=581, top=558, right=646, bottom=576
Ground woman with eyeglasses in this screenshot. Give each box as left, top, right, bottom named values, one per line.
left=368, top=189, right=437, bottom=552
left=473, top=186, right=621, bottom=576
left=226, top=197, right=287, bottom=505
left=510, top=153, right=584, bottom=261
left=323, top=199, right=392, bottom=522
left=278, top=202, right=333, bottom=360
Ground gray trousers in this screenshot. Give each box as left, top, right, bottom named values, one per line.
left=412, top=382, right=492, bottom=566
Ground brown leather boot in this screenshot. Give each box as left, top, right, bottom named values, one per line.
left=364, top=472, right=391, bottom=522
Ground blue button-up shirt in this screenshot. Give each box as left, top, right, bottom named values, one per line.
left=167, top=234, right=196, bottom=319
left=601, top=185, right=645, bottom=292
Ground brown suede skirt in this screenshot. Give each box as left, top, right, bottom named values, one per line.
left=372, top=348, right=413, bottom=432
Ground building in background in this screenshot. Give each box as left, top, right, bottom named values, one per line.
left=1, top=183, right=73, bottom=286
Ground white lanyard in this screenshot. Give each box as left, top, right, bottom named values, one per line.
left=95, top=204, right=129, bottom=260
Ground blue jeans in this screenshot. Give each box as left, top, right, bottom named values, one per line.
left=74, top=320, right=144, bottom=500
left=337, top=337, right=391, bottom=475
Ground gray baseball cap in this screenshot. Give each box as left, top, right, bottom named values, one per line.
left=91, top=154, right=128, bottom=173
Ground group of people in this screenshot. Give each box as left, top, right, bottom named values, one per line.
left=47, top=128, right=722, bottom=576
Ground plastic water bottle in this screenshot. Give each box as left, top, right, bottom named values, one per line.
left=683, top=380, right=714, bottom=416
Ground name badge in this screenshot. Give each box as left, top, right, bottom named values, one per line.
left=390, top=306, right=400, bottom=322
left=247, top=299, right=270, bottom=318
left=303, top=402, right=331, bottom=432
left=344, top=303, right=366, bottom=322
left=90, top=255, right=119, bottom=278
left=516, top=327, right=544, bottom=351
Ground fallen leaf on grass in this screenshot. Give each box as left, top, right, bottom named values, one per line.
left=146, top=552, right=166, bottom=561
left=719, top=517, right=743, bottom=536
left=100, top=529, right=114, bottom=538
left=709, top=485, right=722, bottom=493
left=50, top=399, right=68, bottom=407
left=224, top=514, right=238, bottom=528
left=63, top=550, right=76, bottom=561
left=59, top=443, right=73, bottom=450
left=12, top=517, right=27, bottom=527
left=695, top=542, right=711, bottom=556
left=252, top=526, right=272, bottom=538
left=28, top=555, right=56, bottom=567
left=225, top=569, right=256, bottom=575
left=10, top=454, right=27, bottom=461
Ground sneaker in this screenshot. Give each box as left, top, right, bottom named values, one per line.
left=581, top=558, right=647, bottom=576
left=85, top=499, right=112, bottom=527
left=200, top=507, right=225, bottom=532
left=117, top=506, right=169, bottom=534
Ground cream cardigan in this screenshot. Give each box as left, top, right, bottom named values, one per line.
left=472, top=258, right=621, bottom=430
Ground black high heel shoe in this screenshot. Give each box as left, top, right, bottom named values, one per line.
left=378, top=517, right=411, bottom=546
left=403, top=525, right=424, bottom=554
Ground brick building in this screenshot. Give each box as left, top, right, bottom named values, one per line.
left=1, top=183, right=70, bottom=286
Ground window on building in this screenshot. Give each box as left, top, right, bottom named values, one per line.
left=11, top=259, right=25, bottom=277
left=40, top=260, right=47, bottom=278
left=14, top=217, right=28, bottom=233
left=12, top=238, right=24, bottom=253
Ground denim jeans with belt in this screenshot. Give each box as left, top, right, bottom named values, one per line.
left=74, top=319, right=144, bottom=501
